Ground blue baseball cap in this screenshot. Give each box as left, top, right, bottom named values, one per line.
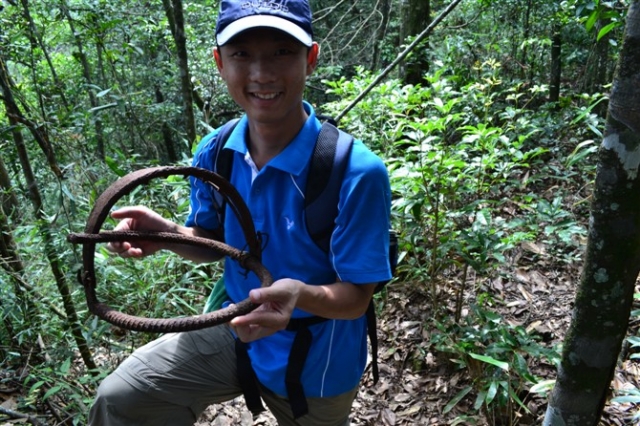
left=215, top=1, right=313, bottom=47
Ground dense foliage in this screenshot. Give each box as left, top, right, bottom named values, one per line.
left=0, top=0, right=632, bottom=424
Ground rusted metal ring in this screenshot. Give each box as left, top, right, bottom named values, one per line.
left=67, top=166, right=272, bottom=333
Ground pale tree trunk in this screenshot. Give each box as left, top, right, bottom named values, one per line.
left=549, top=24, right=561, bottom=106
left=543, top=2, right=640, bottom=425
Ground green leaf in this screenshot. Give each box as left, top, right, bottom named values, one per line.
left=506, top=383, right=530, bottom=412
left=105, top=156, right=126, bottom=177
left=444, top=385, right=473, bottom=413
left=530, top=379, right=556, bottom=395
left=89, top=102, right=118, bottom=113
left=474, top=389, right=487, bottom=410
left=485, top=380, right=499, bottom=405
left=43, top=385, right=63, bottom=400
left=585, top=10, right=599, bottom=32
left=29, top=380, right=46, bottom=393
left=96, top=88, right=112, bottom=97
left=61, top=184, right=77, bottom=202
left=597, top=22, right=619, bottom=41
left=469, top=352, right=509, bottom=371
left=60, top=358, right=71, bottom=375
left=450, top=415, right=479, bottom=425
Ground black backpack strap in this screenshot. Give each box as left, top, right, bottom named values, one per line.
left=304, top=122, right=354, bottom=253
left=366, top=301, right=380, bottom=384
left=285, top=326, right=313, bottom=419
left=285, top=316, right=329, bottom=419
left=235, top=316, right=329, bottom=420
left=212, top=119, right=240, bottom=228
left=213, top=119, right=239, bottom=180
left=235, top=339, right=266, bottom=415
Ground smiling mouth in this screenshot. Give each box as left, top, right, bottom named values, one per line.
left=252, top=92, right=280, bottom=100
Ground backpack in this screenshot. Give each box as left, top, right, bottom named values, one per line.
left=210, top=118, right=398, bottom=418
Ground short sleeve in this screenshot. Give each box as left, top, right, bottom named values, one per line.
left=330, top=140, right=392, bottom=284
left=185, top=131, right=222, bottom=231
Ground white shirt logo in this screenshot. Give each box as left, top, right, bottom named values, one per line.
left=285, top=217, right=295, bottom=230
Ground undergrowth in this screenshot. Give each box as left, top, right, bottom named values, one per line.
left=2, top=61, right=602, bottom=424
left=322, top=61, right=600, bottom=424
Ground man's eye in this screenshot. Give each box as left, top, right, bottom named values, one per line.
left=275, top=49, right=293, bottom=56
left=230, top=51, right=247, bottom=57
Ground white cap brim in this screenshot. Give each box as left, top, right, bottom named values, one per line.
left=217, top=15, right=312, bottom=47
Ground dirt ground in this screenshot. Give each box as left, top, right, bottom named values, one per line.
left=2, top=241, right=639, bottom=425
left=194, top=245, right=640, bottom=426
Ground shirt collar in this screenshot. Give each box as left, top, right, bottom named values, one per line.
left=224, top=101, right=321, bottom=176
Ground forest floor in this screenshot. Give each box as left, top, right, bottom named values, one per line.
left=3, top=188, right=640, bottom=425
left=195, top=243, right=640, bottom=426
left=2, top=239, right=640, bottom=425
left=3, top=234, right=640, bottom=426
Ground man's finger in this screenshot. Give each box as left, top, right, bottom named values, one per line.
left=110, top=206, right=147, bottom=220
left=232, top=311, right=288, bottom=331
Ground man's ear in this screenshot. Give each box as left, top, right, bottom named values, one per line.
left=213, top=47, right=223, bottom=72
left=306, top=43, right=319, bottom=75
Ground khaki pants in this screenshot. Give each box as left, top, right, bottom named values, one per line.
left=88, top=324, right=356, bottom=426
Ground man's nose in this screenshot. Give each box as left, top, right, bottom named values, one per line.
left=249, top=57, right=277, bottom=82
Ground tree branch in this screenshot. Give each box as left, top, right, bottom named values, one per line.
left=335, top=0, right=465, bottom=123
left=0, top=406, right=46, bottom=426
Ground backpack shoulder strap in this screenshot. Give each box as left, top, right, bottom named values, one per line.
left=305, top=122, right=354, bottom=253
left=213, top=118, right=240, bottom=181
left=209, top=118, right=240, bottom=242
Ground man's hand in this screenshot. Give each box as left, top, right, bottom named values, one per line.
left=229, top=279, right=377, bottom=342
left=230, top=279, right=301, bottom=342
left=107, top=206, right=177, bottom=258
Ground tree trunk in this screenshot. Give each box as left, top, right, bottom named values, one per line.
left=0, top=153, right=25, bottom=276
left=0, top=208, right=20, bottom=347
left=0, top=50, right=98, bottom=373
left=0, top=153, right=21, bottom=221
left=549, top=24, right=562, bottom=105
left=543, top=2, right=640, bottom=424
left=401, top=0, right=431, bottom=85
left=582, top=17, right=612, bottom=108
left=520, top=0, right=533, bottom=80
left=1, top=94, right=54, bottom=363
left=165, top=0, right=197, bottom=144
left=0, top=55, right=64, bottom=180
left=155, top=86, right=178, bottom=163
left=0, top=205, right=34, bottom=354
left=371, top=0, right=392, bottom=71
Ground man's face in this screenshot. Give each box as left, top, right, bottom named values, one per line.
left=215, top=28, right=318, bottom=127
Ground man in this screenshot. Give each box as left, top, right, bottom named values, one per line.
left=88, top=1, right=391, bottom=425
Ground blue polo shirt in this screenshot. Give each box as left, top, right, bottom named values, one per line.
left=186, top=102, right=391, bottom=398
